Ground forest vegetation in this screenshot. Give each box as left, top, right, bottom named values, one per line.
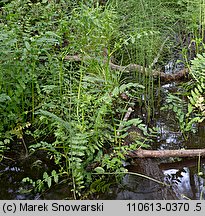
left=0, top=0, right=205, bottom=199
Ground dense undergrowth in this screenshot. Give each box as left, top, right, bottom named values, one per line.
left=0, top=0, right=205, bottom=199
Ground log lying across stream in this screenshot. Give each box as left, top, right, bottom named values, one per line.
left=128, top=148, right=205, bottom=158
left=64, top=53, right=189, bottom=83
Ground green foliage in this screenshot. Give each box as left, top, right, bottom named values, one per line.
left=162, top=94, right=186, bottom=131
left=114, top=0, right=163, bottom=66
left=190, top=54, right=205, bottom=83
left=2, top=0, right=205, bottom=199
left=67, top=3, right=117, bottom=55
left=188, top=83, right=205, bottom=116
left=162, top=50, right=205, bottom=139
left=161, top=94, right=203, bottom=137
left=0, top=139, right=10, bottom=160
left=0, top=0, right=68, bottom=141
left=90, top=177, right=112, bottom=194
left=22, top=170, right=59, bottom=193
left=186, top=53, right=205, bottom=121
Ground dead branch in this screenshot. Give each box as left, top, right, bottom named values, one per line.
left=128, top=148, right=205, bottom=158
left=64, top=53, right=189, bottom=83
left=117, top=107, right=133, bottom=136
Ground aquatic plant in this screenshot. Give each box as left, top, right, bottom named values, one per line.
left=1, top=0, right=205, bottom=199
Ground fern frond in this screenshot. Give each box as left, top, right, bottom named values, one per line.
left=37, top=110, right=70, bottom=130
left=190, top=53, right=205, bottom=82
left=187, top=82, right=205, bottom=115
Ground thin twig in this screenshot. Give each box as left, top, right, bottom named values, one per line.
left=21, top=136, right=28, bottom=158
left=117, top=107, right=133, bottom=136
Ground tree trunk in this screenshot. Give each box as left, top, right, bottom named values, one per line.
left=128, top=148, right=205, bottom=158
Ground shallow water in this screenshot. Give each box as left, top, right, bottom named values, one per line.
left=1, top=108, right=204, bottom=200
left=96, top=79, right=205, bottom=200
left=95, top=111, right=205, bottom=200
left=0, top=81, right=205, bottom=200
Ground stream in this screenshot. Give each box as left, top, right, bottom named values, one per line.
left=101, top=59, right=205, bottom=200
left=97, top=112, right=205, bottom=200
left=1, top=106, right=205, bottom=200
left=1, top=61, right=205, bottom=200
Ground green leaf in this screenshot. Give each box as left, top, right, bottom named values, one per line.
left=194, top=87, right=200, bottom=96
left=47, top=177, right=52, bottom=188
left=51, top=170, right=56, bottom=176
left=25, top=41, right=31, bottom=51
left=37, top=110, right=70, bottom=130
left=94, top=167, right=105, bottom=174
left=0, top=94, right=11, bottom=103
left=188, top=95, right=195, bottom=105
left=187, top=103, right=194, bottom=115
left=45, top=31, right=61, bottom=39
left=22, top=177, right=33, bottom=184
left=54, top=175, right=58, bottom=183
left=197, top=84, right=203, bottom=93
left=43, top=172, right=49, bottom=180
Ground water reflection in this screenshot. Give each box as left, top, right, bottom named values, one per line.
left=163, top=167, right=205, bottom=200
left=98, top=158, right=205, bottom=200
left=164, top=168, right=193, bottom=199
left=0, top=163, right=35, bottom=200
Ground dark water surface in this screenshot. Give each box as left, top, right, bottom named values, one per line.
left=96, top=107, right=205, bottom=200
left=100, top=132, right=205, bottom=200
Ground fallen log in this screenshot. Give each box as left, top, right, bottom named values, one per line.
left=109, top=62, right=189, bottom=82
left=64, top=53, right=189, bottom=83
left=128, top=148, right=205, bottom=158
